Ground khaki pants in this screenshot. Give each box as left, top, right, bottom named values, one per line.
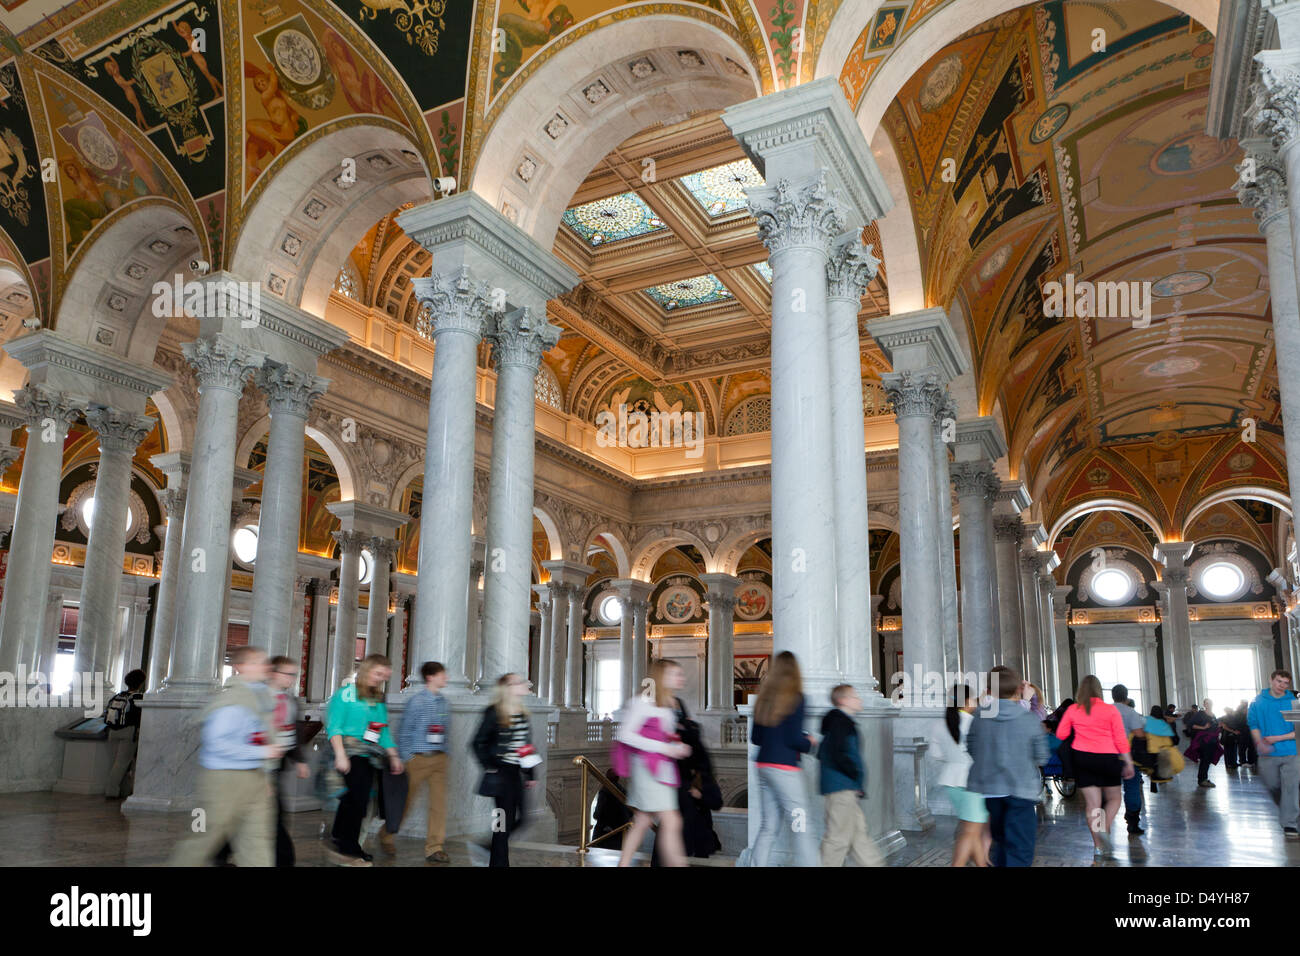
left=171, top=769, right=275, bottom=867
left=404, top=752, right=448, bottom=855
left=104, top=726, right=137, bottom=797
left=821, top=790, right=883, bottom=868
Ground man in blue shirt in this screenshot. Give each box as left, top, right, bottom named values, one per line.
left=1248, top=669, right=1299, bottom=838
left=171, top=647, right=283, bottom=866
left=395, top=661, right=451, bottom=862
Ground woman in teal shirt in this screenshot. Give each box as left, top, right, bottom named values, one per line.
left=325, top=654, right=403, bottom=866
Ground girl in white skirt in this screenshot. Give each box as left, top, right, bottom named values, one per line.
left=615, top=659, right=692, bottom=866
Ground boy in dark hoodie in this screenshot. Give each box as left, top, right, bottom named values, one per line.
left=964, top=665, right=1049, bottom=867
left=819, top=684, right=883, bottom=866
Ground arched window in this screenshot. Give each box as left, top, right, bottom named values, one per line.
left=723, top=395, right=771, bottom=436
left=334, top=261, right=360, bottom=300
left=535, top=362, right=563, bottom=411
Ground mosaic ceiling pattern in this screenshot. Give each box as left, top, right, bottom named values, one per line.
left=680, top=158, right=764, bottom=217
left=643, top=272, right=733, bottom=310
left=561, top=191, right=665, bottom=246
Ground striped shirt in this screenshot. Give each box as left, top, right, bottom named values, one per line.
left=396, top=688, right=450, bottom=761
left=500, top=712, right=530, bottom=765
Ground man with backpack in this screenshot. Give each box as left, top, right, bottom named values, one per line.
left=104, top=669, right=146, bottom=799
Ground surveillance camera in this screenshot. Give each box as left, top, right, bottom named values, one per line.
left=21, top=316, right=40, bottom=330
left=190, top=259, right=210, bottom=275
left=433, top=176, right=456, bottom=195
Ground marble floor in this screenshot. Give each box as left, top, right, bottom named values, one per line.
left=4, top=762, right=1297, bottom=866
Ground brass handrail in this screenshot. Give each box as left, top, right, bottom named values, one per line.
left=573, top=754, right=632, bottom=857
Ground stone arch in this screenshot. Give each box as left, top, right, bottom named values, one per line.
left=1182, top=486, right=1292, bottom=537
left=389, top=459, right=424, bottom=513
left=869, top=125, right=925, bottom=315
left=533, top=505, right=565, bottom=562
left=715, top=526, right=772, bottom=576
left=54, top=199, right=204, bottom=367
left=229, top=120, right=431, bottom=316
left=1047, top=498, right=1166, bottom=550
left=815, top=0, right=1218, bottom=139
left=585, top=528, right=631, bottom=578
left=469, top=17, right=758, bottom=245
left=149, top=389, right=185, bottom=454
left=629, top=527, right=715, bottom=581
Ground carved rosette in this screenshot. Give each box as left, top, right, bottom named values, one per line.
left=1235, top=136, right=1289, bottom=228
left=332, top=529, right=368, bottom=556
left=15, top=385, right=85, bottom=433
left=825, top=234, right=882, bottom=301
left=85, top=406, right=155, bottom=456
left=994, top=514, right=1024, bottom=543
left=411, top=266, right=491, bottom=339
left=951, top=460, right=997, bottom=500
left=746, top=172, right=846, bottom=256
left=182, top=336, right=262, bottom=394
left=258, top=363, right=328, bottom=419
left=487, top=307, right=561, bottom=372
left=881, top=370, right=945, bottom=420
left=1252, top=63, right=1300, bottom=153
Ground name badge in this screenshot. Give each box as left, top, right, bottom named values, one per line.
left=249, top=731, right=267, bottom=746
left=364, top=721, right=385, bottom=744
left=427, top=724, right=444, bottom=745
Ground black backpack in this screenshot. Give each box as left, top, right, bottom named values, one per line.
left=104, top=691, right=136, bottom=729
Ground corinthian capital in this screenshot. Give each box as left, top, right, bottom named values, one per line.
left=85, top=406, right=154, bottom=455
left=332, top=529, right=368, bottom=556
left=368, top=535, right=398, bottom=564
left=487, top=307, right=561, bottom=372
left=825, top=232, right=882, bottom=301
left=747, top=172, right=846, bottom=256
left=1235, top=135, right=1288, bottom=227
left=994, top=514, right=1024, bottom=542
left=1252, top=54, right=1300, bottom=153
left=258, top=363, right=328, bottom=419
left=14, top=385, right=85, bottom=432
left=181, top=335, right=264, bottom=393
left=951, top=460, right=996, bottom=499
left=411, top=266, right=491, bottom=339
left=881, top=369, right=945, bottom=420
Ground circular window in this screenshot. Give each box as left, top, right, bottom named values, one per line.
left=232, top=526, right=259, bottom=565
left=1200, top=561, right=1245, bottom=601
left=81, top=496, right=134, bottom=536
left=598, top=594, right=622, bottom=625
left=358, top=548, right=373, bottom=586
left=1091, top=567, right=1134, bottom=604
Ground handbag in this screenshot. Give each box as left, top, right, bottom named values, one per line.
left=477, top=767, right=501, bottom=798
left=1057, top=727, right=1077, bottom=779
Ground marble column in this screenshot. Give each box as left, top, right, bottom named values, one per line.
left=993, top=515, right=1026, bottom=675
left=391, top=592, right=411, bottom=677
left=532, top=585, right=552, bottom=690
left=290, top=575, right=310, bottom=671
left=1053, top=585, right=1073, bottom=700
left=329, top=530, right=366, bottom=690
left=1019, top=551, right=1045, bottom=688
left=407, top=267, right=489, bottom=689
left=164, top=336, right=264, bottom=696
left=146, top=453, right=188, bottom=692
left=932, top=395, right=960, bottom=676
left=1154, top=542, right=1196, bottom=709
left=743, top=173, right=843, bottom=697
left=249, top=364, right=326, bottom=660
left=1236, top=136, right=1300, bottom=507
left=612, top=578, right=652, bottom=703
left=564, top=583, right=587, bottom=710
left=702, top=573, right=741, bottom=711
left=1035, top=564, right=1059, bottom=704
left=0, top=387, right=84, bottom=676
left=75, top=407, right=154, bottom=691
left=480, top=307, right=561, bottom=681
left=307, top=577, right=332, bottom=700
left=365, top=536, right=396, bottom=658
left=630, top=596, right=651, bottom=693
left=548, top=584, right=569, bottom=705
left=951, top=460, right=999, bottom=678
left=465, top=540, right=485, bottom=687
left=826, top=234, right=882, bottom=693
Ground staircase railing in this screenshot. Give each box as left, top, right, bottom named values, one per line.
left=573, top=754, right=632, bottom=858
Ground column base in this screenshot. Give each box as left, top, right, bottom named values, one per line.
left=123, top=698, right=205, bottom=813
left=893, top=709, right=949, bottom=829
left=0, top=704, right=87, bottom=793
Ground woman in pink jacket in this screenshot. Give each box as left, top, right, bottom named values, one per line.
left=1056, top=675, right=1136, bottom=861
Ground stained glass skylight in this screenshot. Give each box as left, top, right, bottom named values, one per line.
left=643, top=274, right=733, bottom=311
left=680, top=159, right=764, bottom=217
left=561, top=192, right=665, bottom=246
left=754, top=261, right=772, bottom=283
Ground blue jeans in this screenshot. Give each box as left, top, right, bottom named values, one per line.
left=1122, top=772, right=1143, bottom=816
left=985, top=796, right=1037, bottom=867
left=752, top=766, right=819, bottom=867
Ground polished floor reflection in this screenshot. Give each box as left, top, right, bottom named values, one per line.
left=4, top=762, right=1297, bottom=866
